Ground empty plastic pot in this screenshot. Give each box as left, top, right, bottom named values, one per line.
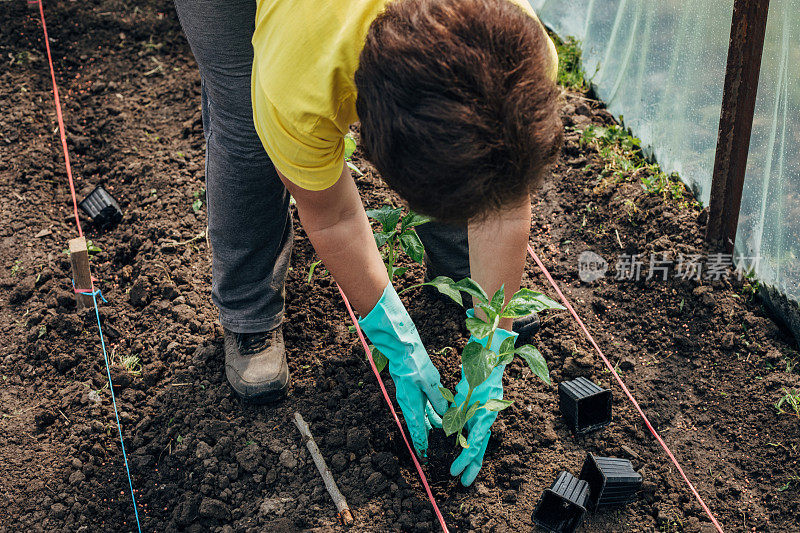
left=559, top=377, right=612, bottom=435
left=579, top=453, right=642, bottom=511
left=532, top=471, right=589, bottom=533
left=78, top=185, right=122, bottom=231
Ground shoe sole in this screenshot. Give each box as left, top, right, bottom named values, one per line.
left=226, top=368, right=290, bottom=405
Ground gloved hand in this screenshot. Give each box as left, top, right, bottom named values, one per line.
left=358, top=283, right=449, bottom=458
left=433, top=309, right=518, bottom=486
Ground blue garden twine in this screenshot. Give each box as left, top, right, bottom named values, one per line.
left=74, top=281, right=142, bottom=532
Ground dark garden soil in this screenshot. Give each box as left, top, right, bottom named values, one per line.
left=2, top=2, right=800, bottom=532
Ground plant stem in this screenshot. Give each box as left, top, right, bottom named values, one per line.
left=397, top=282, right=425, bottom=295
left=485, top=329, right=495, bottom=352
left=387, top=239, right=396, bottom=280
left=462, top=386, right=475, bottom=414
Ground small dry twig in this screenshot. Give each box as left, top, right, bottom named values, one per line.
left=293, top=412, right=353, bottom=526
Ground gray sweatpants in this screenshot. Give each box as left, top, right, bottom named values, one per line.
left=174, top=0, right=469, bottom=334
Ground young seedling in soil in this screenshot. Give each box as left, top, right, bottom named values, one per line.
left=192, top=187, right=205, bottom=213
left=366, top=206, right=431, bottom=282
left=63, top=240, right=102, bottom=256
left=419, top=277, right=565, bottom=447
left=362, top=207, right=431, bottom=373
left=775, top=388, right=800, bottom=418
left=306, top=259, right=328, bottom=284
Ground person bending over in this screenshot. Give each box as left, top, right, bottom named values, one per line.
left=174, top=0, right=561, bottom=486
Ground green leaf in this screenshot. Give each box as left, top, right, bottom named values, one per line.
left=438, top=386, right=455, bottom=404
left=401, top=211, right=432, bottom=230
left=368, top=345, right=389, bottom=373
left=464, top=400, right=481, bottom=422
left=458, top=432, right=469, bottom=448
left=399, top=230, right=425, bottom=264
left=516, top=345, right=551, bottom=385
left=442, top=406, right=465, bottom=436
left=393, top=267, right=408, bottom=279
left=421, top=276, right=462, bottom=306
left=465, top=316, right=493, bottom=340
left=501, top=288, right=565, bottom=318
left=192, top=198, right=203, bottom=213
left=483, top=399, right=513, bottom=412
left=86, top=241, right=102, bottom=255
left=366, top=206, right=403, bottom=232
left=454, top=278, right=489, bottom=304
left=499, top=337, right=515, bottom=357
left=497, top=352, right=514, bottom=366
left=490, top=286, right=505, bottom=313
left=343, top=134, right=357, bottom=159
left=477, top=303, right=499, bottom=326
left=373, top=229, right=396, bottom=249
left=462, top=341, right=494, bottom=389
left=346, top=160, right=363, bottom=176
left=307, top=260, right=322, bottom=284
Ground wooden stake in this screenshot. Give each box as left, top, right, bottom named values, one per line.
left=707, top=0, right=770, bottom=252
left=69, top=236, right=93, bottom=309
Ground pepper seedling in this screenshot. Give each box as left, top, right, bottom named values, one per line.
left=366, top=206, right=431, bottom=282
left=363, top=206, right=430, bottom=373
left=423, top=277, right=565, bottom=447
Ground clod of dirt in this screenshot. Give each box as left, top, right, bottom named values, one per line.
left=195, top=441, right=212, bottom=460
left=365, top=471, right=388, bottom=493
left=330, top=452, right=347, bottom=473
left=346, top=427, right=370, bottom=452
left=68, top=470, right=85, bottom=485
left=9, top=276, right=35, bottom=304
left=372, top=451, right=399, bottom=476
left=259, top=496, right=291, bottom=517
left=278, top=449, right=298, bottom=469
left=692, top=285, right=716, bottom=307
left=198, top=497, right=230, bottom=521
left=128, top=277, right=149, bottom=307
left=236, top=445, right=262, bottom=472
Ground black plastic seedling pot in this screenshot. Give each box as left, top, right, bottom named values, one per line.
left=579, top=453, right=642, bottom=511
left=78, top=185, right=122, bottom=231
left=559, top=377, right=612, bottom=435
left=532, top=471, right=589, bottom=533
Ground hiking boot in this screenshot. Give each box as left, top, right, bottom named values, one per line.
left=224, top=326, right=289, bottom=404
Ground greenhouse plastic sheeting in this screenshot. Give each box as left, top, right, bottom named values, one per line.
left=531, top=0, right=800, bottom=339
left=530, top=0, right=735, bottom=203
left=736, top=0, right=800, bottom=316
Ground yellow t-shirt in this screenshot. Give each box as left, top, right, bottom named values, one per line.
left=251, top=0, right=558, bottom=191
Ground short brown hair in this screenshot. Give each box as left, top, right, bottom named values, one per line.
left=355, top=0, right=562, bottom=223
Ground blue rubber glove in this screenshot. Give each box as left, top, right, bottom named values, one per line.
left=433, top=309, right=518, bottom=486
left=358, top=283, right=449, bottom=458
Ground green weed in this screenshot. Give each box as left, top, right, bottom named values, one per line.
left=579, top=124, right=698, bottom=209
left=775, top=388, right=800, bottom=418
left=740, top=267, right=761, bottom=301
left=551, top=34, right=590, bottom=92
left=192, top=188, right=205, bottom=213
left=111, top=347, right=142, bottom=376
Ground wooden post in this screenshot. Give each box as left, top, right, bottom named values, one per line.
left=706, top=0, right=770, bottom=253
left=69, top=236, right=93, bottom=309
